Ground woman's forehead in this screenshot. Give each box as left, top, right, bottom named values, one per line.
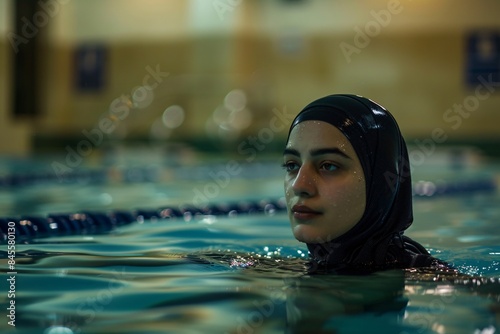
left=286, top=120, right=352, bottom=148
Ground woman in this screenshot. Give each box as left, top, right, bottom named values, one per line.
left=283, top=94, right=451, bottom=273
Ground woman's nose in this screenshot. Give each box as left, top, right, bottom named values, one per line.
left=292, top=165, right=317, bottom=197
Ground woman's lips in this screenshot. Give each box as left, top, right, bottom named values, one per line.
left=291, top=205, right=322, bottom=220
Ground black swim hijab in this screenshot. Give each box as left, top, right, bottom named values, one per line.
left=287, top=94, right=445, bottom=272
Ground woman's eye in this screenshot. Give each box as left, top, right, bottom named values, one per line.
left=282, top=162, right=299, bottom=172
left=321, top=163, right=338, bottom=172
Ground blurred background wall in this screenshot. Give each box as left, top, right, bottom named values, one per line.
left=0, top=0, right=499, bottom=157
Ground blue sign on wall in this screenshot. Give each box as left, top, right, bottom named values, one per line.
left=74, top=45, right=106, bottom=92
left=465, top=31, right=500, bottom=87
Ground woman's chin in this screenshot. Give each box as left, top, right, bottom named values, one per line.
left=292, top=225, right=332, bottom=244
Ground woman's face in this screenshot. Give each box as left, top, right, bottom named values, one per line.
left=283, top=120, right=366, bottom=244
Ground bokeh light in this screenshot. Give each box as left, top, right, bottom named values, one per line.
left=162, top=105, right=185, bottom=129
left=224, top=89, right=247, bottom=112
left=131, top=85, right=154, bottom=109
left=150, top=118, right=172, bottom=140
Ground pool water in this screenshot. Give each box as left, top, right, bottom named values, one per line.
left=1, top=153, right=499, bottom=334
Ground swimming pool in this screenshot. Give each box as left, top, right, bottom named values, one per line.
left=1, top=148, right=499, bottom=333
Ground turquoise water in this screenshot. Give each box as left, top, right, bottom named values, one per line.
left=1, top=154, right=499, bottom=333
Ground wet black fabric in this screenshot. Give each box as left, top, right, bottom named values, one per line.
left=286, top=94, right=447, bottom=272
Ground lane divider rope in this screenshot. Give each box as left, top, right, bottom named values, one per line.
left=0, top=178, right=496, bottom=243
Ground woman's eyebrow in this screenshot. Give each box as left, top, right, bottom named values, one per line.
left=310, top=148, right=351, bottom=160
left=283, top=147, right=351, bottom=160
left=283, top=148, right=300, bottom=157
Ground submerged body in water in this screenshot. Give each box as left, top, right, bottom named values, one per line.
left=193, top=249, right=499, bottom=333
left=5, top=247, right=498, bottom=333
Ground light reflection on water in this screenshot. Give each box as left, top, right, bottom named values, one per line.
left=1, top=204, right=499, bottom=334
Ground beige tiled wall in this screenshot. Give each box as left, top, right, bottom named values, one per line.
left=34, top=32, right=500, bottom=142
left=2, top=0, right=500, bottom=155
